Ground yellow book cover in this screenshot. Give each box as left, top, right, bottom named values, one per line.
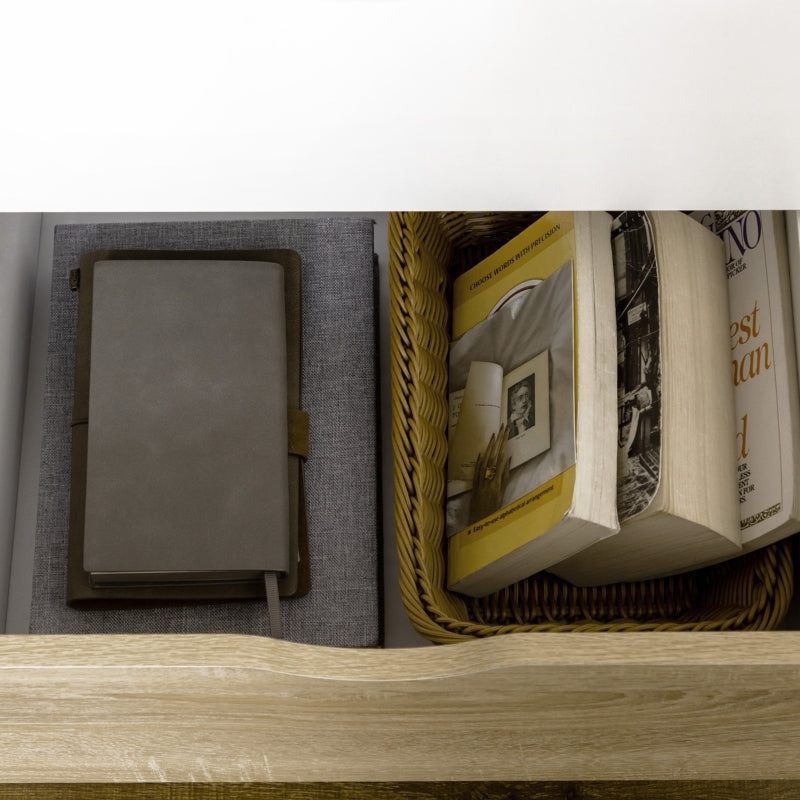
left=446, top=211, right=618, bottom=596
left=451, top=211, right=576, bottom=339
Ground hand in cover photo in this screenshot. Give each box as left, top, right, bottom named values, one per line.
left=469, top=423, right=512, bottom=524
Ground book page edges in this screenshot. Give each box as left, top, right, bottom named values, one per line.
left=569, top=211, right=619, bottom=532
left=616, top=213, right=738, bottom=544
left=658, top=213, right=739, bottom=547
left=551, top=213, right=741, bottom=586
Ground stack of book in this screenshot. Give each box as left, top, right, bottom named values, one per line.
left=446, top=210, right=800, bottom=596
left=27, top=218, right=382, bottom=646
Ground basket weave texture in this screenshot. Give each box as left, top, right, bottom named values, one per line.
left=389, top=211, right=795, bottom=644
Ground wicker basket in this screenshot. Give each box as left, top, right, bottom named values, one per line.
left=389, top=211, right=795, bottom=644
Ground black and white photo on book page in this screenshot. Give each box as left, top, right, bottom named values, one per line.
left=446, top=260, right=573, bottom=536
left=613, top=211, right=662, bottom=522
left=448, top=351, right=550, bottom=477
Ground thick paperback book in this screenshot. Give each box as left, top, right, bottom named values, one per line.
left=552, top=211, right=741, bottom=585
left=446, top=211, right=619, bottom=597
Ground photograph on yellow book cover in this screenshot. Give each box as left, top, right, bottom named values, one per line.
left=446, top=258, right=574, bottom=537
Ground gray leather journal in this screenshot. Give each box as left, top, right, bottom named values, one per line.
left=67, top=250, right=309, bottom=622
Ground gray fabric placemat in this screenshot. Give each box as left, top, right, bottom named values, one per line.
left=28, top=218, right=382, bottom=647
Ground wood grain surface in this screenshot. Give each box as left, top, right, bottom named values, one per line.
left=1, top=782, right=799, bottom=799
left=1, top=633, right=800, bottom=782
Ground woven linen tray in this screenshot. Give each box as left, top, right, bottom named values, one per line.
left=389, top=211, right=795, bottom=644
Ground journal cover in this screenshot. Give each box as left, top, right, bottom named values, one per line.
left=67, top=249, right=310, bottom=606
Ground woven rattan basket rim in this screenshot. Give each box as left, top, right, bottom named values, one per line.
left=389, top=211, right=794, bottom=644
